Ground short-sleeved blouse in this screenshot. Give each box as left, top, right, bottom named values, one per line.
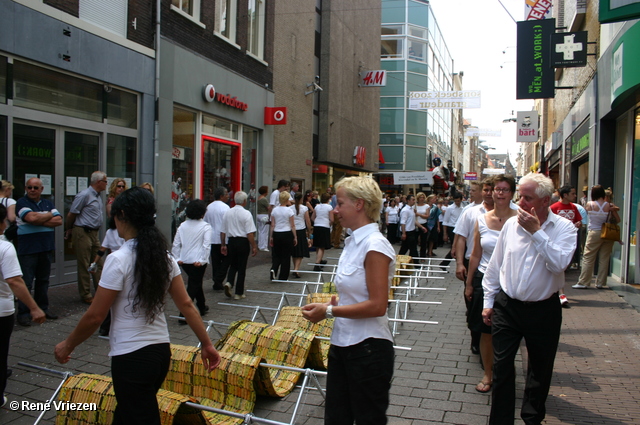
left=476, top=214, right=499, bottom=274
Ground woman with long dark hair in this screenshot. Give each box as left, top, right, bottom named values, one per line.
left=55, top=187, right=220, bottom=424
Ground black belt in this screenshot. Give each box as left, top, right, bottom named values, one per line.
left=75, top=225, right=100, bottom=232
left=501, top=289, right=558, bottom=305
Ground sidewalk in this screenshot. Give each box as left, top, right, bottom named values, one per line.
left=1, top=246, right=640, bottom=424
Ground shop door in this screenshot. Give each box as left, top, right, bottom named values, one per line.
left=13, top=123, right=100, bottom=286
left=202, top=136, right=241, bottom=204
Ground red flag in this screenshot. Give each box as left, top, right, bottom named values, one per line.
left=264, top=107, right=287, bottom=125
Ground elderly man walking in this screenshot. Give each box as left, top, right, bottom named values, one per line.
left=220, top=191, right=257, bottom=299
left=482, top=173, right=577, bottom=425
left=15, top=177, right=63, bottom=325
left=65, top=171, right=107, bottom=304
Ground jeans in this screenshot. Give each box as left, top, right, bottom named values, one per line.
left=325, top=338, right=394, bottom=424
left=111, top=343, right=171, bottom=425
left=17, top=251, right=53, bottom=318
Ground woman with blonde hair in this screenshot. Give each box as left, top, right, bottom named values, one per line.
left=0, top=181, right=16, bottom=226
left=302, top=176, right=395, bottom=424
left=106, top=178, right=127, bottom=216
left=574, top=185, right=621, bottom=289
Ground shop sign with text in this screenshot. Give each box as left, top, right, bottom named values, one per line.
left=203, top=84, right=248, bottom=112
left=517, top=19, right=555, bottom=99
left=525, top=0, right=553, bottom=20
left=516, top=111, right=539, bottom=142
left=409, top=90, right=481, bottom=109
left=359, top=70, right=387, bottom=87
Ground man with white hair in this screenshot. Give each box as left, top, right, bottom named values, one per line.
left=482, top=173, right=577, bottom=425
left=220, top=191, right=257, bottom=299
left=65, top=171, right=108, bottom=304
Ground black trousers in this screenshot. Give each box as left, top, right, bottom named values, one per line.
left=325, top=338, right=394, bottom=425
left=272, top=231, right=294, bottom=280
left=210, top=244, right=230, bottom=290
left=111, top=343, right=171, bottom=425
left=490, top=290, right=562, bottom=425
left=386, top=223, right=398, bottom=244
left=227, top=237, right=250, bottom=294
left=418, top=227, right=428, bottom=257
left=0, top=314, right=14, bottom=396
left=399, top=230, right=418, bottom=259
left=182, top=263, right=208, bottom=312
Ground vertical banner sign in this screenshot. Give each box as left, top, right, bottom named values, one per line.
left=516, top=19, right=555, bottom=99
left=516, top=111, right=539, bottom=142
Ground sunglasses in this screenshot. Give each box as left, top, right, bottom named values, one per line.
left=116, top=185, right=126, bottom=188
left=27, top=186, right=40, bottom=190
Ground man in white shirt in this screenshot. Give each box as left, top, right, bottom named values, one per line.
left=398, top=195, right=425, bottom=260
left=221, top=191, right=257, bottom=299
left=204, top=187, right=230, bottom=291
left=482, top=173, right=577, bottom=425
left=268, top=180, right=291, bottom=214
left=440, top=192, right=463, bottom=268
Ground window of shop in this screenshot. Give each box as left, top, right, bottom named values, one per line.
left=0, top=55, right=6, bottom=104
left=13, top=61, right=103, bottom=122
left=202, top=115, right=239, bottom=140
left=107, top=88, right=138, bottom=129
left=247, top=0, right=266, bottom=60
left=172, top=107, right=196, bottom=239
left=215, top=0, right=237, bottom=43
left=202, top=137, right=240, bottom=204
left=106, top=134, right=136, bottom=184
left=630, top=108, right=640, bottom=280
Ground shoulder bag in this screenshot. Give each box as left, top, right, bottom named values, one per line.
left=600, top=211, right=620, bottom=242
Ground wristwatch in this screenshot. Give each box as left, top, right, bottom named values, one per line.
left=325, top=305, right=334, bottom=319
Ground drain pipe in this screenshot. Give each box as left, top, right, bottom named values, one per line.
left=153, top=0, right=161, bottom=197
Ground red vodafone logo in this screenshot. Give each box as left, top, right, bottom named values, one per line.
left=203, top=84, right=216, bottom=102
left=273, top=109, right=285, bottom=122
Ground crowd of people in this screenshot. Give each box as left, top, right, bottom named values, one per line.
left=0, top=170, right=624, bottom=424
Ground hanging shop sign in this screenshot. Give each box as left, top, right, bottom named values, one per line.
left=359, top=70, right=387, bottom=87
left=464, top=172, right=478, bottom=181
left=551, top=32, right=588, bottom=67
left=202, top=84, right=248, bottom=112
left=408, top=90, right=481, bottom=109
left=466, top=128, right=502, bottom=137
left=516, top=19, right=555, bottom=99
left=525, top=0, right=553, bottom=20
left=264, top=107, right=287, bottom=125
left=392, top=172, right=433, bottom=185
left=353, top=146, right=367, bottom=167
left=516, top=111, right=539, bottom=142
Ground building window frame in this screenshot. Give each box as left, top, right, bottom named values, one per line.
left=247, top=0, right=266, bottom=61
left=171, top=0, right=206, bottom=29
left=214, top=0, right=238, bottom=45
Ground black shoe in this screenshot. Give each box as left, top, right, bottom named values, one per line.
left=471, top=345, right=480, bottom=355
left=212, top=285, right=224, bottom=291
left=17, top=316, right=31, bottom=327
left=45, top=311, right=59, bottom=320
left=98, top=328, right=109, bottom=337
left=200, top=306, right=210, bottom=316
left=178, top=314, right=187, bottom=325
left=313, top=265, right=321, bottom=272
left=270, top=269, right=275, bottom=281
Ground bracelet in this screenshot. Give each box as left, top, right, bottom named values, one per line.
left=325, top=305, right=334, bottom=319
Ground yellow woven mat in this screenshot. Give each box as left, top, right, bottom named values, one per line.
left=55, top=373, right=206, bottom=425
left=162, top=345, right=260, bottom=425
left=216, top=321, right=316, bottom=397
left=274, top=306, right=333, bottom=369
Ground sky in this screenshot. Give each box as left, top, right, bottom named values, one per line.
left=428, top=0, right=535, bottom=162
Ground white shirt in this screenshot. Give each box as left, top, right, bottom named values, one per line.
left=400, top=205, right=416, bottom=231
left=332, top=223, right=395, bottom=347
left=385, top=206, right=399, bottom=224
left=269, top=189, right=280, bottom=207
left=439, top=205, right=447, bottom=223
left=482, top=211, right=577, bottom=308
left=414, top=204, right=429, bottom=225
left=291, top=204, right=309, bottom=230
left=271, top=205, right=294, bottom=232
left=203, top=200, right=230, bottom=244
left=100, top=239, right=181, bottom=356
left=0, top=239, right=22, bottom=317
left=102, top=229, right=125, bottom=252
left=476, top=214, right=499, bottom=274
left=443, top=203, right=463, bottom=228
left=221, top=205, right=257, bottom=238
left=313, top=203, right=332, bottom=228
left=172, top=219, right=212, bottom=264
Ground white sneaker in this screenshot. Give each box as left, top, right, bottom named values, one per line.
left=572, top=283, right=587, bottom=289
left=1, top=394, right=7, bottom=408
left=233, top=294, right=246, bottom=300
left=224, top=282, right=232, bottom=298
left=260, top=248, right=269, bottom=252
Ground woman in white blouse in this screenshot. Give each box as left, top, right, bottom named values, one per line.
left=385, top=199, right=400, bottom=244
left=270, top=191, right=297, bottom=280
left=302, top=176, right=395, bottom=424
left=172, top=199, right=212, bottom=321
left=291, top=193, right=312, bottom=278
left=311, top=192, right=334, bottom=270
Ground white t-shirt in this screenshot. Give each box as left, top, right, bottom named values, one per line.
left=332, top=223, right=395, bottom=347
left=400, top=206, right=416, bottom=231
left=313, top=203, right=333, bottom=228
left=203, top=200, right=230, bottom=244
left=99, top=239, right=181, bottom=356
left=414, top=204, right=429, bottom=225
left=269, top=189, right=280, bottom=207
left=385, top=206, right=399, bottom=224
left=271, top=206, right=294, bottom=232
left=476, top=214, right=500, bottom=274
left=291, top=204, right=309, bottom=230
left=172, top=219, right=212, bottom=264
left=102, top=229, right=125, bottom=252
left=221, top=205, right=257, bottom=237
left=0, top=239, right=22, bottom=317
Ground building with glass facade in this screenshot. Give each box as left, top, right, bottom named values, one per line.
left=379, top=0, right=454, bottom=185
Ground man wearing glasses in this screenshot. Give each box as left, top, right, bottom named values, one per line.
left=14, top=177, right=63, bottom=326
left=65, top=171, right=108, bottom=304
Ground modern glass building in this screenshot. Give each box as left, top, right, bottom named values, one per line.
left=379, top=0, right=454, bottom=173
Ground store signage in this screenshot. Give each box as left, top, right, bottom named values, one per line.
left=570, top=121, right=590, bottom=157
left=409, top=90, right=481, bottom=109
left=516, top=19, right=555, bottom=99
left=552, top=32, right=588, bottom=67
left=392, top=172, right=433, bottom=185
left=464, top=172, right=478, bottom=181
left=202, top=84, right=248, bottom=112
left=483, top=168, right=506, bottom=175
left=516, top=111, right=539, bottom=142
left=359, top=70, right=387, bottom=87
left=600, top=0, right=640, bottom=24
left=264, top=107, right=287, bottom=125
left=466, top=128, right=502, bottom=137
left=353, top=146, right=367, bottom=167
left=313, top=165, right=328, bottom=173
left=172, top=146, right=185, bottom=160
left=525, top=0, right=553, bottom=20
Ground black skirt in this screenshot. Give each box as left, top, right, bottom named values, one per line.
left=292, top=229, right=310, bottom=258
left=313, top=226, right=332, bottom=249
left=467, top=271, right=491, bottom=334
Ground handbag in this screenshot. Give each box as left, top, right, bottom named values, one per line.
left=1, top=198, right=18, bottom=241
left=600, top=211, right=620, bottom=241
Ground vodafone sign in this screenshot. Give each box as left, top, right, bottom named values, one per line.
left=202, top=84, right=248, bottom=112
left=264, top=107, right=287, bottom=125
